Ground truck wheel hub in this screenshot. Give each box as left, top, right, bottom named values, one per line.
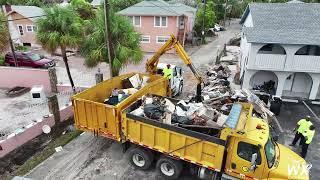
left=132, top=154, right=145, bottom=167
left=160, top=163, right=174, bottom=176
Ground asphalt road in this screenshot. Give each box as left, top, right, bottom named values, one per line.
left=276, top=101, right=320, bottom=179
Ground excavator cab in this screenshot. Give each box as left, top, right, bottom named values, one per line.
left=145, top=35, right=204, bottom=101
left=156, top=63, right=184, bottom=96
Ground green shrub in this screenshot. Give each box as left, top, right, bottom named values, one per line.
left=15, top=45, right=29, bottom=52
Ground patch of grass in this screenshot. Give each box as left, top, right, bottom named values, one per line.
left=15, top=130, right=82, bottom=176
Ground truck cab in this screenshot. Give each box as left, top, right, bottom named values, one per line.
left=220, top=104, right=309, bottom=180
left=156, top=63, right=183, bottom=96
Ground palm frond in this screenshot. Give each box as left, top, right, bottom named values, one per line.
left=80, top=8, right=143, bottom=73
left=36, top=5, right=84, bottom=53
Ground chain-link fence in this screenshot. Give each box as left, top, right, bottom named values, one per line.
left=0, top=88, right=79, bottom=140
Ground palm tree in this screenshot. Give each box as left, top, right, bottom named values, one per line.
left=70, top=0, right=95, bottom=20
left=0, top=12, right=9, bottom=53
left=36, top=6, right=83, bottom=93
left=80, top=8, right=143, bottom=76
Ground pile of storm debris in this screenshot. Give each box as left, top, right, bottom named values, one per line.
left=129, top=94, right=229, bottom=129
left=128, top=89, right=271, bottom=135
left=127, top=64, right=274, bottom=133
left=104, top=74, right=149, bottom=106
left=219, top=46, right=240, bottom=65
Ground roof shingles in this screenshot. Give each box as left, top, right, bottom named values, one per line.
left=241, top=3, right=320, bottom=45
left=117, top=0, right=196, bottom=16
left=9, top=5, right=44, bottom=22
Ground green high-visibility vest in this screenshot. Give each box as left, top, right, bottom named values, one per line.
left=297, top=119, right=313, bottom=133
left=303, top=129, right=315, bottom=144
left=163, top=67, right=172, bottom=79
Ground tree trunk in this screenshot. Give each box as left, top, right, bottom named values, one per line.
left=61, top=47, right=76, bottom=94
left=113, top=67, right=120, bottom=77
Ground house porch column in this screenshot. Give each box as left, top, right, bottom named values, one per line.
left=309, top=74, right=320, bottom=100
left=242, top=70, right=256, bottom=90
left=275, top=72, right=291, bottom=97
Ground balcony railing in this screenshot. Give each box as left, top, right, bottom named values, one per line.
left=292, top=55, right=320, bottom=72
left=254, top=54, right=286, bottom=70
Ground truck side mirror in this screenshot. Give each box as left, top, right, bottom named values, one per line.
left=249, top=153, right=258, bottom=172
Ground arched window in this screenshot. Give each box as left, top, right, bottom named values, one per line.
left=258, top=44, right=286, bottom=55
left=295, top=45, right=320, bottom=56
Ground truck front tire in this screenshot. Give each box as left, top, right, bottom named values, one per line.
left=128, top=147, right=154, bottom=170
left=156, top=156, right=183, bottom=179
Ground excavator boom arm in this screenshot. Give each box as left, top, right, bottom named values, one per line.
left=145, top=34, right=203, bottom=84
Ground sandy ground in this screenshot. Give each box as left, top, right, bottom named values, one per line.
left=0, top=88, right=71, bottom=137
left=25, top=19, right=243, bottom=180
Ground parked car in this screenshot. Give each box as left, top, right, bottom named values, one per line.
left=5, top=52, right=55, bottom=68
left=209, top=24, right=226, bottom=33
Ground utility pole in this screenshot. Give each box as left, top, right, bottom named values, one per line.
left=2, top=7, right=18, bottom=67
left=201, top=0, right=206, bottom=44
left=104, top=0, right=115, bottom=78
left=223, top=0, right=228, bottom=26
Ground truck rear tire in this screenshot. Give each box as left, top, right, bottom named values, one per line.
left=156, top=156, right=183, bottom=179
left=128, top=147, right=154, bottom=170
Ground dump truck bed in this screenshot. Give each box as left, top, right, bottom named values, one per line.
left=72, top=73, right=169, bottom=141
left=122, top=100, right=226, bottom=172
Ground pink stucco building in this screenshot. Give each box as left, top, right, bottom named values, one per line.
left=2, top=5, right=44, bottom=47
left=118, top=0, right=196, bottom=53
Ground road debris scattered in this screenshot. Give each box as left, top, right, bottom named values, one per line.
left=54, top=146, right=63, bottom=152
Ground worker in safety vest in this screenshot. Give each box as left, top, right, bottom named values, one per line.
left=162, top=64, right=173, bottom=79
left=290, top=116, right=313, bottom=146
left=301, top=125, right=315, bottom=158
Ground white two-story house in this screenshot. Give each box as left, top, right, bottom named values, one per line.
left=239, top=1, right=320, bottom=100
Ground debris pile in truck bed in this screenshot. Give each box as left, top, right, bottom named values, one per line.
left=104, top=74, right=150, bottom=106
left=129, top=95, right=228, bottom=130
left=128, top=89, right=272, bottom=136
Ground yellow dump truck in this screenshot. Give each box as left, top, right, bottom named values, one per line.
left=72, top=73, right=308, bottom=180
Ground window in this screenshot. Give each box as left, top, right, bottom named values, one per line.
left=26, top=25, right=37, bottom=32
left=140, top=35, right=150, bottom=43
left=134, top=16, right=141, bottom=26
left=17, top=25, right=24, bottom=35
left=156, top=36, right=170, bottom=44
left=128, top=16, right=141, bottom=27
left=26, top=25, right=32, bottom=32
left=154, top=16, right=167, bottom=27
left=265, top=137, right=276, bottom=168
left=28, top=54, right=41, bottom=61
left=32, top=93, right=41, bottom=98
left=237, top=142, right=261, bottom=165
